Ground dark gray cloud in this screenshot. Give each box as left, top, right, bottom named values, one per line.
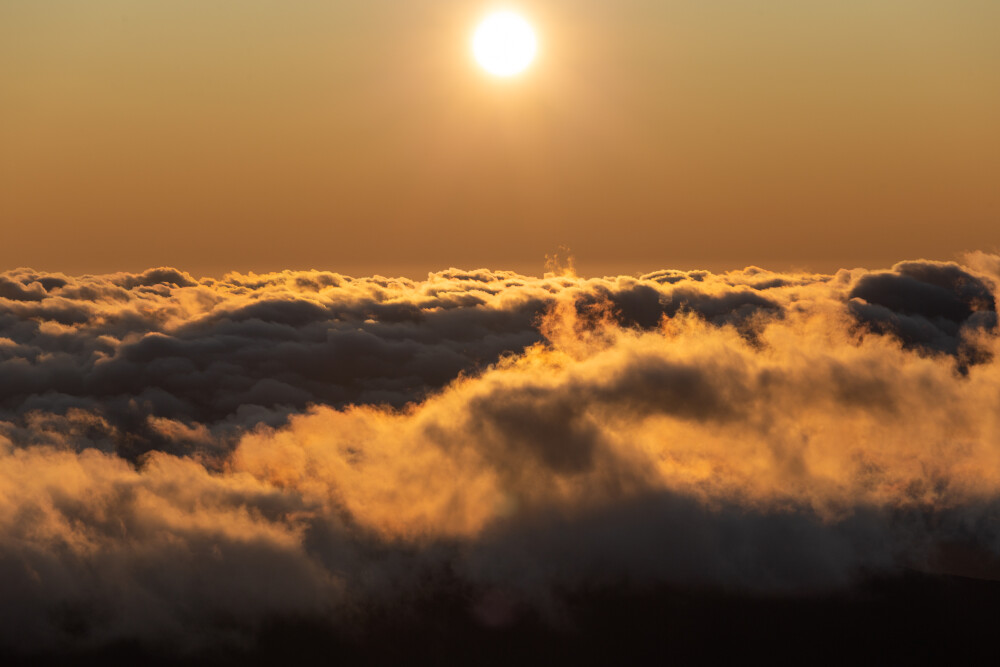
left=849, top=260, right=997, bottom=358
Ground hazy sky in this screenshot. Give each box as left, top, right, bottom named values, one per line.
left=2, top=0, right=998, bottom=276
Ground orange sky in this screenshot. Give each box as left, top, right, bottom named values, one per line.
left=1, top=0, right=998, bottom=277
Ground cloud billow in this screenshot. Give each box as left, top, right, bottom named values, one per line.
left=0, top=256, right=998, bottom=655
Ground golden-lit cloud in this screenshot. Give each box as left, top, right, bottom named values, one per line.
left=0, top=255, right=999, bottom=651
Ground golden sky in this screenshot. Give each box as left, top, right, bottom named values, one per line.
left=1, top=0, right=998, bottom=276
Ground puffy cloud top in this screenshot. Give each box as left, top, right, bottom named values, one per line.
left=1, top=256, right=999, bottom=655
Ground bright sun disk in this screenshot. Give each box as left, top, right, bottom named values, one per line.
left=472, top=11, right=538, bottom=77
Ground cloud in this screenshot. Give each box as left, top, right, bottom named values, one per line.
left=848, top=260, right=997, bottom=359
left=0, top=257, right=999, bottom=653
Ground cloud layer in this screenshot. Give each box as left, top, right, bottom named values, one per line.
left=1, top=255, right=999, bottom=653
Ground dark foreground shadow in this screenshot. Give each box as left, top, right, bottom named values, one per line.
left=5, top=571, right=1000, bottom=666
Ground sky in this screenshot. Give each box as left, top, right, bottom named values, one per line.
left=2, top=0, right=999, bottom=277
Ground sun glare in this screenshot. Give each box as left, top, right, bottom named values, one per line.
left=472, top=11, right=538, bottom=77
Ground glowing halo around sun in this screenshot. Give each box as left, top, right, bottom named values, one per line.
left=472, top=11, right=538, bottom=77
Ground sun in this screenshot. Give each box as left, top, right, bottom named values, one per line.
left=472, top=11, right=538, bottom=78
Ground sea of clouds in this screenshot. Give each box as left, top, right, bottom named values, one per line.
left=2, top=253, right=1000, bottom=653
